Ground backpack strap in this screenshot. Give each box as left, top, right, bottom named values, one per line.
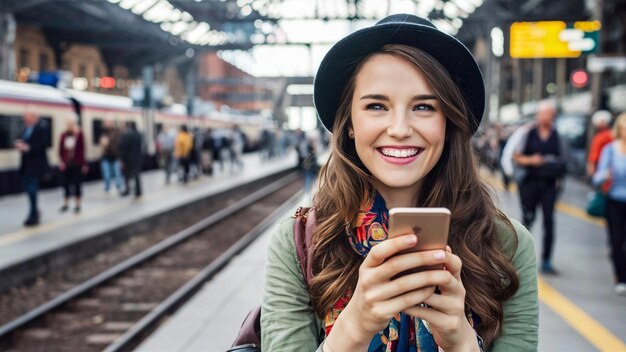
left=293, top=206, right=316, bottom=288
left=229, top=206, right=317, bottom=350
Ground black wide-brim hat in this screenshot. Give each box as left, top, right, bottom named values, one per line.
left=314, top=14, right=485, bottom=134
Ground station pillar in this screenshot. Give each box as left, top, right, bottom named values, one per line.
left=0, top=12, right=16, bottom=80
left=185, top=60, right=195, bottom=117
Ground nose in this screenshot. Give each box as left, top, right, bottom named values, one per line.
left=386, top=111, right=413, bottom=139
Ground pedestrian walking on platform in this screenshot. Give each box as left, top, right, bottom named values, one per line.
left=260, top=14, right=538, bottom=352
left=229, top=125, right=244, bottom=172
left=496, top=124, right=512, bottom=190
left=157, top=125, right=176, bottom=184
left=201, top=128, right=214, bottom=175
left=300, top=134, right=319, bottom=197
left=15, top=111, right=49, bottom=226
left=175, top=125, right=193, bottom=183
left=58, top=117, right=87, bottom=213
left=119, top=121, right=143, bottom=198
left=593, top=112, right=626, bottom=296
left=587, top=110, right=613, bottom=178
left=99, top=120, right=123, bottom=193
left=189, top=127, right=203, bottom=179
left=212, top=130, right=225, bottom=173
left=513, top=101, right=568, bottom=275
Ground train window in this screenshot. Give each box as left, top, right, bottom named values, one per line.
left=92, top=119, right=104, bottom=146
left=0, top=115, right=53, bottom=149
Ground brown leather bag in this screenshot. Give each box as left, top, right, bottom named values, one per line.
left=228, top=207, right=316, bottom=351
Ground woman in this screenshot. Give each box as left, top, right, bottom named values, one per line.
left=58, top=117, right=87, bottom=213
left=262, top=14, right=538, bottom=351
left=593, top=112, right=626, bottom=296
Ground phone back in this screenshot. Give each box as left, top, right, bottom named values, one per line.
left=388, top=207, right=450, bottom=251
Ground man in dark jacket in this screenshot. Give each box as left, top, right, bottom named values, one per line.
left=514, top=101, right=568, bottom=275
left=118, top=121, right=143, bottom=198
left=15, top=112, right=49, bottom=226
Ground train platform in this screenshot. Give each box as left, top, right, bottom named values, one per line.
left=136, top=173, right=626, bottom=352
left=0, top=152, right=298, bottom=279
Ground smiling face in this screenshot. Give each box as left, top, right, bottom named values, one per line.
left=349, top=53, right=446, bottom=205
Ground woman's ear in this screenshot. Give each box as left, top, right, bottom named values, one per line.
left=348, top=127, right=355, bottom=139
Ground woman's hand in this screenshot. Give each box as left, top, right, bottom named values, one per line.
left=403, top=246, right=479, bottom=352
left=325, top=234, right=453, bottom=350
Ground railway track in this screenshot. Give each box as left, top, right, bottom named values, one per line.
left=0, top=172, right=304, bottom=352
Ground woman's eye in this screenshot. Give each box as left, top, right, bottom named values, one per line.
left=413, top=103, right=436, bottom=112
left=365, top=103, right=386, bottom=111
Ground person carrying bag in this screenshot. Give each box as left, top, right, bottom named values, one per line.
left=592, top=112, right=626, bottom=296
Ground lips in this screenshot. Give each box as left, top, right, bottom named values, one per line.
left=376, top=146, right=424, bottom=165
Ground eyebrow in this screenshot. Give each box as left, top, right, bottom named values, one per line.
left=359, top=94, right=438, bottom=101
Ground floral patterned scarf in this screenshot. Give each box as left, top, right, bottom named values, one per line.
left=323, top=192, right=439, bottom=352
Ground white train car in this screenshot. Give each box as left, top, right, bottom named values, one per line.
left=0, top=80, right=266, bottom=195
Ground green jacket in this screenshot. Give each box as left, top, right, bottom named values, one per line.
left=261, top=215, right=538, bottom=351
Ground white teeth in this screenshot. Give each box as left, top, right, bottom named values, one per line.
left=380, top=148, right=420, bottom=158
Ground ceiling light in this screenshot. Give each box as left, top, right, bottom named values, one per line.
left=130, top=0, right=158, bottom=14
left=443, top=2, right=458, bottom=18
left=451, top=0, right=475, bottom=13
left=119, top=0, right=141, bottom=10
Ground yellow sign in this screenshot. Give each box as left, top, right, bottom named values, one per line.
left=510, top=21, right=600, bottom=58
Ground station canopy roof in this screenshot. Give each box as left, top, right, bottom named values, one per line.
left=0, top=0, right=591, bottom=75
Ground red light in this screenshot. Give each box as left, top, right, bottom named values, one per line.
left=100, top=77, right=116, bottom=89
left=571, top=69, right=588, bottom=88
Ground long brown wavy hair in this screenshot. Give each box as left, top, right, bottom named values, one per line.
left=310, top=44, right=519, bottom=346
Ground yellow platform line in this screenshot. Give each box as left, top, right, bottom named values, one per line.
left=539, top=277, right=626, bottom=352
left=482, top=171, right=606, bottom=228
left=0, top=180, right=192, bottom=247
left=555, top=201, right=605, bottom=228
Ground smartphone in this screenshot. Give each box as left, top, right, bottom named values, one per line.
left=388, top=207, right=451, bottom=275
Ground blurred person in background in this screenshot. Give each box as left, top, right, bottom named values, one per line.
left=99, top=120, right=123, bottom=193
left=301, top=133, right=319, bottom=197
left=587, top=110, right=614, bottom=179
left=201, top=128, right=214, bottom=175
left=58, top=117, right=87, bottom=213
left=157, top=125, right=176, bottom=184
left=260, top=128, right=271, bottom=160
left=189, top=127, right=203, bottom=179
left=295, top=128, right=306, bottom=167
left=592, top=113, right=626, bottom=296
left=14, top=111, right=49, bottom=226
left=119, top=121, right=143, bottom=197
left=277, top=128, right=288, bottom=158
left=513, top=101, right=567, bottom=275
left=229, top=125, right=244, bottom=172
left=496, top=124, right=512, bottom=190
left=175, top=125, right=193, bottom=183
left=212, top=129, right=225, bottom=173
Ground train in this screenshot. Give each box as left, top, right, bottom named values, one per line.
left=0, top=79, right=265, bottom=196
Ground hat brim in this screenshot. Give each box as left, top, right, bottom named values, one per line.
left=314, top=22, right=485, bottom=133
